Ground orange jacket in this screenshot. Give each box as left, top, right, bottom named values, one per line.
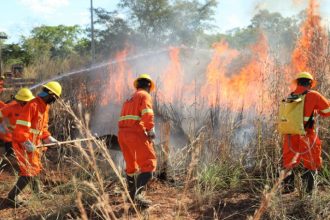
left=0, top=101, right=6, bottom=109
left=12, top=97, right=51, bottom=145
left=118, top=89, right=154, bottom=132
left=0, top=101, right=22, bottom=142
left=294, top=86, right=330, bottom=128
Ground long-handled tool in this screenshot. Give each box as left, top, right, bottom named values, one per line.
left=37, top=137, right=95, bottom=148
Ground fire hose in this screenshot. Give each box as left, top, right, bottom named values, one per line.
left=37, top=137, right=96, bottom=148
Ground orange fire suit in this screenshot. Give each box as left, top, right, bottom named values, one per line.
left=283, top=86, right=330, bottom=170
left=0, top=101, right=6, bottom=109
left=0, top=101, right=21, bottom=143
left=0, top=101, right=8, bottom=142
left=0, top=101, right=17, bottom=143
left=12, top=97, right=51, bottom=176
left=118, top=89, right=156, bottom=175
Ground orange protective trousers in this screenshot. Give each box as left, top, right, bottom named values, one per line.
left=118, top=128, right=157, bottom=174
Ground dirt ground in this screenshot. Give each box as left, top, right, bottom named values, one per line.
left=0, top=156, right=262, bottom=220
left=1, top=152, right=330, bottom=220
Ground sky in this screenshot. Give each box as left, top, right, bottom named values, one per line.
left=0, top=0, right=329, bottom=43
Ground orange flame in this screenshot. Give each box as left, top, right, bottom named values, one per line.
left=159, top=47, right=184, bottom=103
left=202, top=34, right=272, bottom=111
left=291, top=0, right=326, bottom=75
left=202, top=41, right=239, bottom=106
left=100, top=48, right=134, bottom=106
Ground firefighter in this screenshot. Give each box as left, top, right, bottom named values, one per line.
left=118, top=74, right=156, bottom=208
left=6, top=81, right=62, bottom=207
left=0, top=88, right=35, bottom=155
left=282, top=72, right=330, bottom=193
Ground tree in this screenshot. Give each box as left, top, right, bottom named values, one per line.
left=2, top=43, right=31, bottom=66
left=168, top=0, right=217, bottom=45
left=21, top=25, right=84, bottom=61
left=92, top=8, right=133, bottom=56
left=118, top=0, right=217, bottom=47
left=211, top=9, right=299, bottom=62
left=119, top=0, right=172, bottom=46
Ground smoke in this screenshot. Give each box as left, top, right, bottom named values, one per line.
left=34, top=0, right=327, bottom=152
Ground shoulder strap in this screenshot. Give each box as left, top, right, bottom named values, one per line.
left=303, top=90, right=314, bottom=129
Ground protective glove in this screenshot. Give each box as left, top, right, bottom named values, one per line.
left=22, top=140, right=36, bottom=153
left=43, top=136, right=60, bottom=145
left=146, top=128, right=156, bottom=141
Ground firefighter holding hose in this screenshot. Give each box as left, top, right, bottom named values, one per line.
left=118, top=74, right=157, bottom=208
left=0, top=88, right=35, bottom=155
left=279, top=72, right=330, bottom=193
left=6, top=81, right=62, bottom=207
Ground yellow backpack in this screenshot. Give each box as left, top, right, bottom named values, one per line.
left=278, top=92, right=308, bottom=135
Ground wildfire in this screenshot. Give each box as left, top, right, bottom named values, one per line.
left=81, top=0, right=326, bottom=116
left=159, top=47, right=184, bottom=103
left=291, top=0, right=327, bottom=77
left=100, top=48, right=134, bottom=106
left=202, top=40, right=238, bottom=106
left=202, top=34, right=272, bottom=111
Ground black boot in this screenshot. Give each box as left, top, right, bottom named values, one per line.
left=4, top=142, right=13, bottom=155
left=126, top=175, right=136, bottom=200
left=135, top=172, right=152, bottom=208
left=282, top=170, right=295, bottom=194
left=7, top=176, right=31, bottom=207
left=301, top=170, right=315, bottom=194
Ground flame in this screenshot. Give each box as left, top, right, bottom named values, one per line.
left=81, top=0, right=326, bottom=118
left=100, top=48, right=134, bottom=106
left=229, top=34, right=270, bottom=109
left=291, top=0, right=326, bottom=75
left=202, top=34, right=272, bottom=111
left=202, top=41, right=239, bottom=106
left=159, top=47, right=184, bottom=103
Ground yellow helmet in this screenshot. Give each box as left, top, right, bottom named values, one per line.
left=15, top=88, right=35, bottom=102
left=295, top=72, right=317, bottom=88
left=42, top=81, right=62, bottom=97
left=133, top=74, right=155, bottom=91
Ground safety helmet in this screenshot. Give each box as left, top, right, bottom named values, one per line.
left=15, top=88, right=35, bottom=102
left=133, top=74, right=155, bottom=91
left=42, top=81, right=62, bottom=97
left=295, top=72, right=317, bottom=88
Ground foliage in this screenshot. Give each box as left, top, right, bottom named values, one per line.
left=2, top=43, right=30, bottom=66
left=212, top=9, right=299, bottom=55
left=197, top=161, right=244, bottom=191
left=21, top=25, right=85, bottom=61
left=118, top=0, right=217, bottom=47
left=92, top=8, right=133, bottom=56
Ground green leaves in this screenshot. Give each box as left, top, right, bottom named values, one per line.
left=21, top=25, right=83, bottom=61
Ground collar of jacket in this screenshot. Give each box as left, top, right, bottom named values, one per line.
left=36, top=96, right=48, bottom=111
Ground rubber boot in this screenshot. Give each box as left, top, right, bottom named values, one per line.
left=135, top=172, right=152, bottom=208
left=31, top=177, right=41, bottom=194
left=282, top=171, right=295, bottom=194
left=7, top=176, right=31, bottom=207
left=126, top=175, right=136, bottom=200
left=301, top=170, right=315, bottom=194
left=4, top=142, right=13, bottom=155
